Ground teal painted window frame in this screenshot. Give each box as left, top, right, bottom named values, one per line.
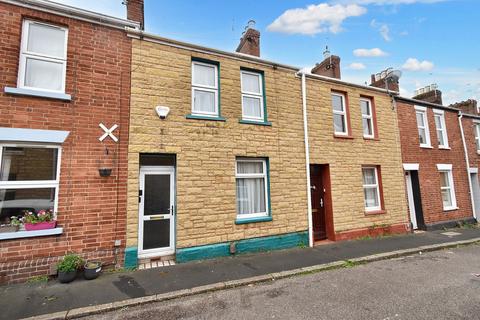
left=189, top=57, right=223, bottom=120
left=239, top=67, right=270, bottom=126
left=235, top=157, right=272, bottom=224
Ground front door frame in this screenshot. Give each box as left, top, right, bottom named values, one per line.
left=138, top=166, right=175, bottom=258
left=405, top=170, right=418, bottom=230
left=310, top=164, right=334, bottom=241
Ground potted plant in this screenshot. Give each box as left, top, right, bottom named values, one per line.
left=23, top=209, right=57, bottom=231
left=0, top=216, right=20, bottom=233
left=57, top=254, right=83, bottom=283
left=83, top=261, right=102, bottom=280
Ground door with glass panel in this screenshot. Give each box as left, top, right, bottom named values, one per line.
left=138, top=167, right=175, bottom=257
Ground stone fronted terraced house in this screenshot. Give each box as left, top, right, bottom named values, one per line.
left=124, top=16, right=410, bottom=267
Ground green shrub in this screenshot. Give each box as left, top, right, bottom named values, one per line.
left=57, top=254, right=83, bottom=273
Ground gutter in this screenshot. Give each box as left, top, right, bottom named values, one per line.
left=297, top=71, right=314, bottom=248
left=458, top=112, right=477, bottom=221
left=1, top=0, right=140, bottom=30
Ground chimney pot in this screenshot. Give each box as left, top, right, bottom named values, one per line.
left=412, top=83, right=442, bottom=104
left=369, top=68, right=399, bottom=92
left=311, top=48, right=341, bottom=79
left=236, top=22, right=260, bottom=57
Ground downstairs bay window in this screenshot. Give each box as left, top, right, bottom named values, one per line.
left=235, top=158, right=271, bottom=222
left=0, top=145, right=61, bottom=235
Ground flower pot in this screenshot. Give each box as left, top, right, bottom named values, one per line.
left=0, top=225, right=18, bottom=233
left=24, top=221, right=56, bottom=231
left=83, top=261, right=102, bottom=280
left=58, top=270, right=77, bottom=283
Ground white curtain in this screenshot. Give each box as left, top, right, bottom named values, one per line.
left=242, top=96, right=262, bottom=118
left=241, top=73, right=260, bottom=93
left=193, top=89, right=215, bottom=113
left=236, top=178, right=266, bottom=215
left=27, top=23, right=66, bottom=58
left=237, top=162, right=263, bottom=174
left=193, top=64, right=215, bottom=87
left=25, top=58, right=63, bottom=91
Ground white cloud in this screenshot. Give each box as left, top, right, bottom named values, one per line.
left=371, top=19, right=392, bottom=42
left=348, top=62, right=367, bottom=70
left=50, top=0, right=125, bottom=18
left=379, top=24, right=391, bottom=41
left=402, top=58, right=434, bottom=71
left=353, top=48, right=388, bottom=57
left=333, top=0, right=448, bottom=5
left=267, top=4, right=367, bottom=35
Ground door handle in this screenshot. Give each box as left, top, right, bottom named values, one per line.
left=320, top=198, right=324, bottom=208
left=170, top=205, right=175, bottom=216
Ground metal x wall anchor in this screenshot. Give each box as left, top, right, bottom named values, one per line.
left=99, top=123, right=119, bottom=142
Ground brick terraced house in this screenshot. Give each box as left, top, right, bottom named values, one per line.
left=454, top=99, right=480, bottom=222
left=123, top=17, right=410, bottom=267
left=0, top=0, right=141, bottom=283
left=393, top=85, right=477, bottom=229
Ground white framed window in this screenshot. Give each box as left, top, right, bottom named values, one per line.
left=18, top=20, right=68, bottom=93
left=474, top=123, right=480, bottom=153
left=437, top=164, right=457, bottom=211
left=332, top=92, right=348, bottom=135
left=433, top=109, right=449, bottom=149
left=241, top=70, right=264, bottom=121
left=191, top=61, right=219, bottom=116
left=235, top=158, right=269, bottom=219
left=415, top=106, right=431, bottom=148
left=0, top=144, right=61, bottom=227
left=362, top=166, right=382, bottom=212
left=360, top=97, right=374, bottom=138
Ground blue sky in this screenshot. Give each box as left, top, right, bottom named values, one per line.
left=55, top=0, right=479, bottom=105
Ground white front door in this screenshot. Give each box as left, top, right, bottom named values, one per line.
left=138, top=166, right=175, bottom=258
left=405, top=171, right=418, bottom=230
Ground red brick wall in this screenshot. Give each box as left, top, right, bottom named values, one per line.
left=397, top=101, right=473, bottom=226
left=461, top=116, right=480, bottom=168
left=0, top=2, right=131, bottom=283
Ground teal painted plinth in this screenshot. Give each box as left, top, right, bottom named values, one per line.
left=176, top=243, right=230, bottom=263
left=236, top=231, right=308, bottom=254
left=124, top=247, right=138, bottom=269
left=176, top=231, right=308, bottom=263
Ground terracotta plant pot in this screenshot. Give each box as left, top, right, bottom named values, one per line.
left=83, top=261, right=102, bottom=280
left=58, top=270, right=77, bottom=283
left=24, top=221, right=56, bottom=231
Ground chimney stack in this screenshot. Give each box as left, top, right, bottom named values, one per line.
left=125, top=0, right=144, bottom=30
left=311, top=46, right=341, bottom=79
left=412, top=84, right=442, bottom=105
left=236, top=20, right=260, bottom=57
left=370, top=68, right=399, bottom=92
left=449, top=99, right=478, bottom=115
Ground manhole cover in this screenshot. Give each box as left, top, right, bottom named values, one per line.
left=440, top=231, right=462, bottom=237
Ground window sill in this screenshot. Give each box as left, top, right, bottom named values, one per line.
left=186, top=114, right=226, bottom=121
left=443, top=207, right=459, bottom=212
left=420, top=145, right=433, bottom=149
left=438, top=146, right=451, bottom=150
left=239, top=119, right=272, bottom=126
left=365, top=209, right=386, bottom=216
left=4, top=87, right=71, bottom=101
left=334, top=134, right=354, bottom=139
left=363, top=136, right=379, bottom=141
left=0, top=227, right=63, bottom=241
left=235, top=216, right=272, bottom=225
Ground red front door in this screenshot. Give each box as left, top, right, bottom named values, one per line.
left=310, top=164, right=327, bottom=241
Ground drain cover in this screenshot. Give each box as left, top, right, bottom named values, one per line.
left=440, top=231, right=462, bottom=237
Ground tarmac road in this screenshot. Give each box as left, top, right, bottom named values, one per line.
left=86, top=244, right=480, bottom=320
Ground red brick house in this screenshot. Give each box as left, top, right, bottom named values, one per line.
left=393, top=86, right=475, bottom=229
left=453, top=99, right=480, bottom=222
left=0, top=0, right=141, bottom=283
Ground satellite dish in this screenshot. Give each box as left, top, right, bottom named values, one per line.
left=386, top=69, right=402, bottom=82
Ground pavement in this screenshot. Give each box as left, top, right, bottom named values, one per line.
left=87, top=244, right=480, bottom=320
left=1, top=227, right=479, bottom=319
